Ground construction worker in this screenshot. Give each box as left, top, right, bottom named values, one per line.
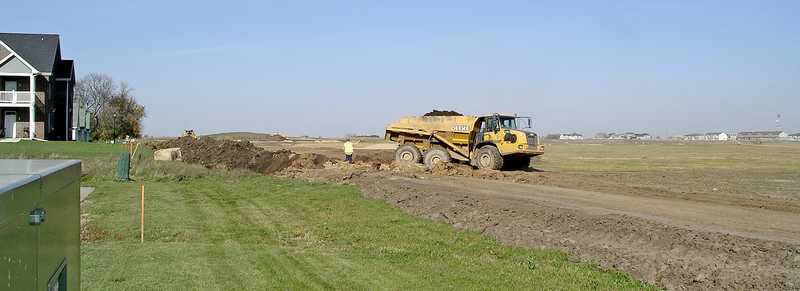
left=343, top=138, right=357, bottom=163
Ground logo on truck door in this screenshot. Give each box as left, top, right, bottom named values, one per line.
left=452, top=125, right=469, bottom=131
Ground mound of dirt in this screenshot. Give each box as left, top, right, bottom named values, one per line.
left=424, top=163, right=547, bottom=184
left=155, top=137, right=329, bottom=174
left=353, top=150, right=394, bottom=164
left=423, top=110, right=463, bottom=116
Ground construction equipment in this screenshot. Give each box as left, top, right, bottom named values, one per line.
left=182, top=129, right=197, bottom=139
left=385, top=113, right=545, bottom=170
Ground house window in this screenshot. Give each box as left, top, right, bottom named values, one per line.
left=3, top=80, right=18, bottom=91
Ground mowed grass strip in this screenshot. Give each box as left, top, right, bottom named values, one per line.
left=3, top=142, right=654, bottom=290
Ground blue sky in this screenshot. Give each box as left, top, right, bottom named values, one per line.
left=5, top=1, right=799, bottom=137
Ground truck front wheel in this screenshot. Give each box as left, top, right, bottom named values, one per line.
left=395, top=144, right=421, bottom=164
left=475, top=145, right=503, bottom=170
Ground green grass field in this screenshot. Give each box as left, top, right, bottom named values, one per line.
left=534, top=140, right=800, bottom=199
left=1, top=141, right=653, bottom=290
left=536, top=140, right=800, bottom=172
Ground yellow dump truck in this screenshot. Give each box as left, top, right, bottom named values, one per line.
left=384, top=114, right=545, bottom=170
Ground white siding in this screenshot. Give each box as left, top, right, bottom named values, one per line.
left=0, top=56, right=32, bottom=74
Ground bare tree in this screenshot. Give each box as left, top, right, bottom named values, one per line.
left=75, top=73, right=116, bottom=128
left=75, top=73, right=146, bottom=140
left=93, top=81, right=146, bottom=140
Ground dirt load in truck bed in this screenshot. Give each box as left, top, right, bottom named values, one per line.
left=423, top=110, right=463, bottom=116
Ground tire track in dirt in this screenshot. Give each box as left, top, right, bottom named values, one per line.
left=351, top=172, right=800, bottom=290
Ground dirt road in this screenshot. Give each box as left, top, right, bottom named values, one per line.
left=401, top=175, right=800, bottom=243
left=351, top=172, right=800, bottom=290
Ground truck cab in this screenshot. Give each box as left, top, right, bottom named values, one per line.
left=471, top=114, right=545, bottom=169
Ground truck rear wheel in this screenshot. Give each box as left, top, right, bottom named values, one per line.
left=423, top=146, right=451, bottom=169
left=395, top=144, right=421, bottom=164
left=475, top=145, right=503, bottom=170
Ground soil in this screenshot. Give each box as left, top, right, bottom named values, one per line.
left=155, top=136, right=329, bottom=174
left=423, top=110, right=463, bottom=116
left=284, top=165, right=800, bottom=290
left=152, top=137, right=800, bottom=290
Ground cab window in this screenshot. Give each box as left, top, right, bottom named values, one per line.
left=485, top=118, right=498, bottom=131
left=499, top=118, right=517, bottom=129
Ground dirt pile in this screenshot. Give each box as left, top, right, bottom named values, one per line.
left=155, top=137, right=330, bottom=174
left=353, top=150, right=394, bottom=164
left=424, top=163, right=548, bottom=184
left=423, top=110, right=463, bottom=116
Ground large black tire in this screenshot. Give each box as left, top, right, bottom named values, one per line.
left=423, top=146, right=451, bottom=169
left=395, top=144, right=421, bottom=164
left=475, top=145, right=503, bottom=170
left=504, top=156, right=532, bottom=170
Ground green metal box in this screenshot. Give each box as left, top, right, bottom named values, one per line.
left=0, top=160, right=81, bottom=291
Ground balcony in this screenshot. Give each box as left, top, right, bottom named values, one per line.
left=0, top=91, right=33, bottom=105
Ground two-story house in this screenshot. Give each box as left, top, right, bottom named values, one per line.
left=0, top=33, right=75, bottom=140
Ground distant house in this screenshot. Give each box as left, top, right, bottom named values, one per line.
left=683, top=133, right=705, bottom=141
left=609, top=132, right=633, bottom=139
left=737, top=131, right=788, bottom=141
left=545, top=134, right=561, bottom=140
left=681, top=132, right=727, bottom=141
left=593, top=132, right=610, bottom=139
left=559, top=133, right=583, bottom=140
left=1, top=33, right=76, bottom=140
left=706, top=132, right=729, bottom=141
left=608, top=132, right=650, bottom=140
left=789, top=133, right=800, bottom=141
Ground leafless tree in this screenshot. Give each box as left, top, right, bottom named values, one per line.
left=75, top=73, right=116, bottom=128
left=95, top=82, right=145, bottom=139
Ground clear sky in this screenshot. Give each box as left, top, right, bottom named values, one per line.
left=5, top=1, right=799, bottom=137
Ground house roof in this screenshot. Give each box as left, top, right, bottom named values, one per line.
left=790, top=133, right=800, bottom=137
left=685, top=133, right=704, bottom=136
left=561, top=133, right=582, bottom=136
left=0, top=33, right=60, bottom=73
left=54, top=59, right=74, bottom=80
left=706, top=132, right=724, bottom=135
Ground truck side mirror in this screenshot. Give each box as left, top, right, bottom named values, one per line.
left=528, top=119, right=532, bottom=128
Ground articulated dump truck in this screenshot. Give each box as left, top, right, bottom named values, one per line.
left=384, top=114, right=545, bottom=170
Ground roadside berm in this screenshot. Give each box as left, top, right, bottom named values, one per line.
left=154, top=136, right=329, bottom=174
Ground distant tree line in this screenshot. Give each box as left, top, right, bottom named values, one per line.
left=75, top=73, right=146, bottom=140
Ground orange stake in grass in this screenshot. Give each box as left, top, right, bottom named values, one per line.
left=140, top=183, right=145, bottom=243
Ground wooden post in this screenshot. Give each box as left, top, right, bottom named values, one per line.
left=140, top=184, right=144, bottom=243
